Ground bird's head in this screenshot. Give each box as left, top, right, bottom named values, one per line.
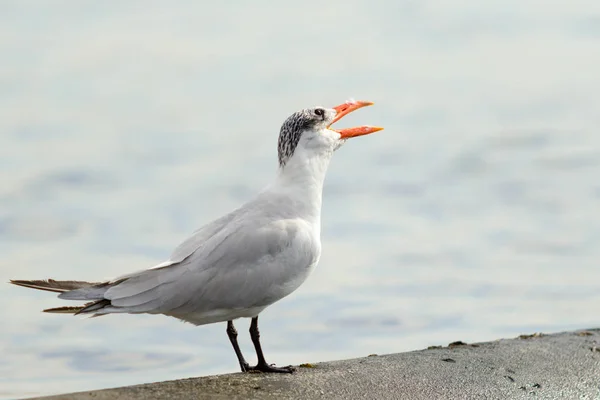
left=277, top=100, right=383, bottom=168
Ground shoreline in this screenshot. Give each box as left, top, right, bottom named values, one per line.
left=27, top=328, right=600, bottom=400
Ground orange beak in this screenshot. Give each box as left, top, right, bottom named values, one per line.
left=329, top=100, right=384, bottom=139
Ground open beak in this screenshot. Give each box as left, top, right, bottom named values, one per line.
left=328, top=100, right=384, bottom=139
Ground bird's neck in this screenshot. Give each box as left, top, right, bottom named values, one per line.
left=266, top=152, right=332, bottom=223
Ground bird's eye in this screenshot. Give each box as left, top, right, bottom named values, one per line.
left=314, top=108, right=325, bottom=118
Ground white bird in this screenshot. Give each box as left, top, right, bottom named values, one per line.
left=10, top=100, right=383, bottom=373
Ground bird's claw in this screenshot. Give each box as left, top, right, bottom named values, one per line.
left=240, top=362, right=251, bottom=373
left=245, top=362, right=296, bottom=374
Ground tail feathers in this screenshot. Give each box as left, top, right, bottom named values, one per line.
left=44, top=305, right=86, bottom=313
left=10, top=278, right=112, bottom=300
left=58, top=283, right=113, bottom=301
left=78, top=299, right=111, bottom=314
left=11, top=279, right=113, bottom=315
left=10, top=279, right=101, bottom=294
left=44, top=299, right=111, bottom=315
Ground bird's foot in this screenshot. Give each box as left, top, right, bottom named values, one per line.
left=246, top=362, right=296, bottom=374
left=239, top=361, right=251, bottom=373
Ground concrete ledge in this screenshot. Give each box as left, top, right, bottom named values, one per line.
left=29, top=329, right=600, bottom=400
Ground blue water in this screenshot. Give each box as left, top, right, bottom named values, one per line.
left=2, top=1, right=600, bottom=398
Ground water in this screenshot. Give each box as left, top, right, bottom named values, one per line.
left=2, top=1, right=600, bottom=398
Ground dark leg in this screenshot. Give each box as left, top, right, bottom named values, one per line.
left=226, top=320, right=250, bottom=372
left=247, top=316, right=295, bottom=373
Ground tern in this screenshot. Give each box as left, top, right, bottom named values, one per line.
left=10, top=100, right=383, bottom=373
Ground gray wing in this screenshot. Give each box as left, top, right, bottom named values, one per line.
left=168, top=207, right=243, bottom=263
left=87, top=202, right=316, bottom=316
left=58, top=207, right=244, bottom=302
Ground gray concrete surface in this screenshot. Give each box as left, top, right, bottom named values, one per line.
left=28, top=329, right=600, bottom=400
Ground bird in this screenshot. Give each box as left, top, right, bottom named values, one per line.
left=10, top=100, right=383, bottom=374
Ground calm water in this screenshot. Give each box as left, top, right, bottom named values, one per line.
left=2, top=1, right=600, bottom=398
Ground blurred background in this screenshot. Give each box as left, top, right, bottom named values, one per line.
left=1, top=1, right=599, bottom=398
